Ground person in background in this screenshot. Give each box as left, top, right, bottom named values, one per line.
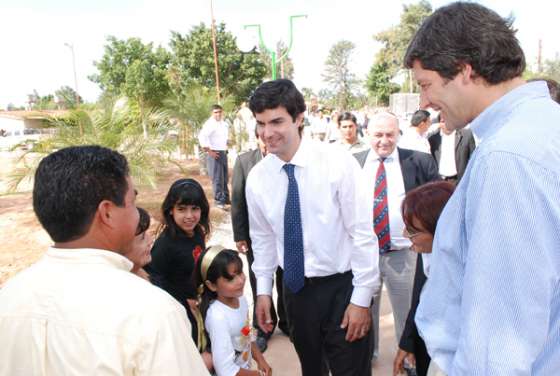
left=398, top=110, right=431, bottom=154
left=392, top=181, right=455, bottom=376
left=428, top=114, right=476, bottom=184
left=0, top=145, right=208, bottom=375
left=199, top=104, right=230, bottom=210
left=334, top=112, right=369, bottom=153
left=354, top=112, right=439, bottom=364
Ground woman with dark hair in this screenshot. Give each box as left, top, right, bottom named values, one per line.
left=393, top=181, right=455, bottom=376
left=145, top=178, right=212, bottom=369
left=122, top=207, right=153, bottom=281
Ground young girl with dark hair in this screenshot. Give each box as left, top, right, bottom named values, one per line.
left=145, top=178, right=212, bottom=369
left=194, top=246, right=271, bottom=376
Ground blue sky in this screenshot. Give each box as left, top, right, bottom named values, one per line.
left=0, top=0, right=558, bottom=108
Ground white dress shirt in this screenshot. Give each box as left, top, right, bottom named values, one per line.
left=398, top=127, right=430, bottom=154
left=438, top=130, right=457, bottom=177
left=362, top=148, right=412, bottom=251
left=198, top=117, right=229, bottom=150
left=0, top=248, right=209, bottom=376
left=246, top=139, right=379, bottom=307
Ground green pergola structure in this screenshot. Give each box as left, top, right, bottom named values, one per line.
left=244, top=14, right=307, bottom=80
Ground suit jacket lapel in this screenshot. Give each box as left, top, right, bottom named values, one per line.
left=398, top=148, right=416, bottom=193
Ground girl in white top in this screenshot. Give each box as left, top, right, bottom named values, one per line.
left=195, top=246, right=272, bottom=376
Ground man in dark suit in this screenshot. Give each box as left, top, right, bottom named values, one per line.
left=231, top=131, right=287, bottom=352
left=353, top=112, right=439, bottom=364
left=428, top=115, right=476, bottom=183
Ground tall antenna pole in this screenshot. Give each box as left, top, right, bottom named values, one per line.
left=210, top=0, right=221, bottom=102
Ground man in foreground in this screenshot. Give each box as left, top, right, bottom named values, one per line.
left=0, top=145, right=208, bottom=375
left=246, top=79, right=379, bottom=376
left=405, top=2, right=560, bottom=374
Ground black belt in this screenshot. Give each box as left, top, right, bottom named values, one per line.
left=441, top=174, right=457, bottom=181
left=304, top=270, right=352, bottom=286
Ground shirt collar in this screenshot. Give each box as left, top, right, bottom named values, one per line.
left=470, top=81, right=550, bottom=143
left=269, top=137, right=310, bottom=173
left=367, top=146, right=399, bottom=163
left=46, top=247, right=134, bottom=271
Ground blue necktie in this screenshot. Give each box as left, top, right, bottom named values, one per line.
left=283, top=163, right=305, bottom=293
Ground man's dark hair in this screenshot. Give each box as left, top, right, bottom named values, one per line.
left=411, top=110, right=431, bottom=127
left=528, top=78, right=560, bottom=104
left=338, top=112, right=357, bottom=125
left=211, top=104, right=223, bottom=111
left=33, top=145, right=130, bottom=243
left=404, top=2, right=525, bottom=84
left=248, top=79, right=306, bottom=122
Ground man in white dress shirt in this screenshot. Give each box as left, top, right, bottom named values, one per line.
left=246, top=79, right=379, bottom=376
left=0, top=145, right=208, bottom=375
left=398, top=109, right=432, bottom=154
left=198, top=104, right=230, bottom=209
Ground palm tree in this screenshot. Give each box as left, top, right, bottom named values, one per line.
left=9, top=99, right=176, bottom=191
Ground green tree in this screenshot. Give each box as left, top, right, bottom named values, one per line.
left=28, top=90, right=57, bottom=110
left=90, top=36, right=171, bottom=137
left=375, top=0, right=432, bottom=77
left=366, top=61, right=401, bottom=105
left=9, top=102, right=176, bottom=191
left=322, top=40, right=359, bottom=109
left=542, top=57, right=560, bottom=81
left=163, top=84, right=235, bottom=156
left=369, top=0, right=432, bottom=94
left=169, top=23, right=267, bottom=105
left=54, top=86, right=82, bottom=109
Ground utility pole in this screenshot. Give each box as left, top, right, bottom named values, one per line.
left=210, top=0, right=221, bottom=102
left=537, top=39, right=543, bottom=73
left=244, top=14, right=307, bottom=80
left=64, top=43, right=80, bottom=107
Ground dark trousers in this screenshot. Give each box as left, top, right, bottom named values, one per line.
left=246, top=245, right=288, bottom=337
left=207, top=150, right=230, bottom=205
left=283, top=271, right=372, bottom=376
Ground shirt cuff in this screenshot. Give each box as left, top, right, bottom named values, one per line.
left=350, top=286, right=373, bottom=308
left=256, top=276, right=274, bottom=296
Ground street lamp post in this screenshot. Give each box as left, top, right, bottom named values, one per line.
left=64, top=43, right=80, bottom=107
left=244, top=14, right=307, bottom=80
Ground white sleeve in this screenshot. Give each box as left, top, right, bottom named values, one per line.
left=205, top=305, right=240, bottom=376
left=246, top=171, right=277, bottom=296
left=198, top=119, right=213, bottom=148
left=337, top=151, right=379, bottom=307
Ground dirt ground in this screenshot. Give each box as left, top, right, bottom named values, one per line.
left=0, top=153, right=224, bottom=286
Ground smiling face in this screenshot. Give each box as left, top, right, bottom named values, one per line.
left=171, top=204, right=201, bottom=236
left=255, top=106, right=303, bottom=162
left=412, top=60, right=474, bottom=132
left=368, top=114, right=400, bottom=158
left=123, top=231, right=153, bottom=268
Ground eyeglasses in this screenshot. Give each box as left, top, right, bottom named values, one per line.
left=403, top=227, right=422, bottom=239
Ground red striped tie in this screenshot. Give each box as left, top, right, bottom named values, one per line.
left=374, top=158, right=391, bottom=253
